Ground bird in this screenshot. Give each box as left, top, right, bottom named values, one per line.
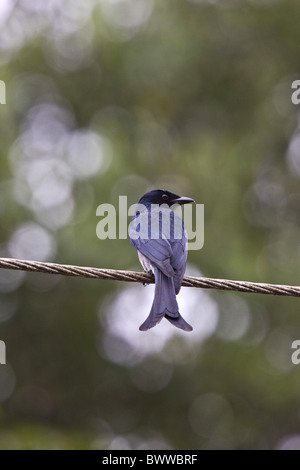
left=129, top=189, right=194, bottom=331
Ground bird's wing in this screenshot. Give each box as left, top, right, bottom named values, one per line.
left=132, top=237, right=175, bottom=278
left=130, top=207, right=187, bottom=281
left=170, top=239, right=187, bottom=294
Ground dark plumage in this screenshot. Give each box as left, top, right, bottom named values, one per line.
left=129, top=189, right=194, bottom=331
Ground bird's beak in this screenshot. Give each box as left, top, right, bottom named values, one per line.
left=172, top=196, right=194, bottom=205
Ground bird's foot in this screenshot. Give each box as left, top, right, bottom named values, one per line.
left=143, top=268, right=153, bottom=286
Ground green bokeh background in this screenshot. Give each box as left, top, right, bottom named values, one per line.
left=1, top=0, right=300, bottom=450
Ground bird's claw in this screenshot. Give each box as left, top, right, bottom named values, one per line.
left=143, top=268, right=153, bottom=286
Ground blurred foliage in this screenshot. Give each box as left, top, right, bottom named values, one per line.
left=1, top=0, right=300, bottom=450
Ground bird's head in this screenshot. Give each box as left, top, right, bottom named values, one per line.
left=138, top=189, right=194, bottom=207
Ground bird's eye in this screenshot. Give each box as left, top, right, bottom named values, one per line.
left=162, top=194, right=169, bottom=200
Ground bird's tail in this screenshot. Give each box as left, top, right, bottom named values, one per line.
left=139, top=268, right=193, bottom=332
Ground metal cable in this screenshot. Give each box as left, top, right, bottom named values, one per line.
left=0, top=257, right=299, bottom=298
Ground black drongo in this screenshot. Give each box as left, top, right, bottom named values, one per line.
left=129, top=189, right=194, bottom=331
